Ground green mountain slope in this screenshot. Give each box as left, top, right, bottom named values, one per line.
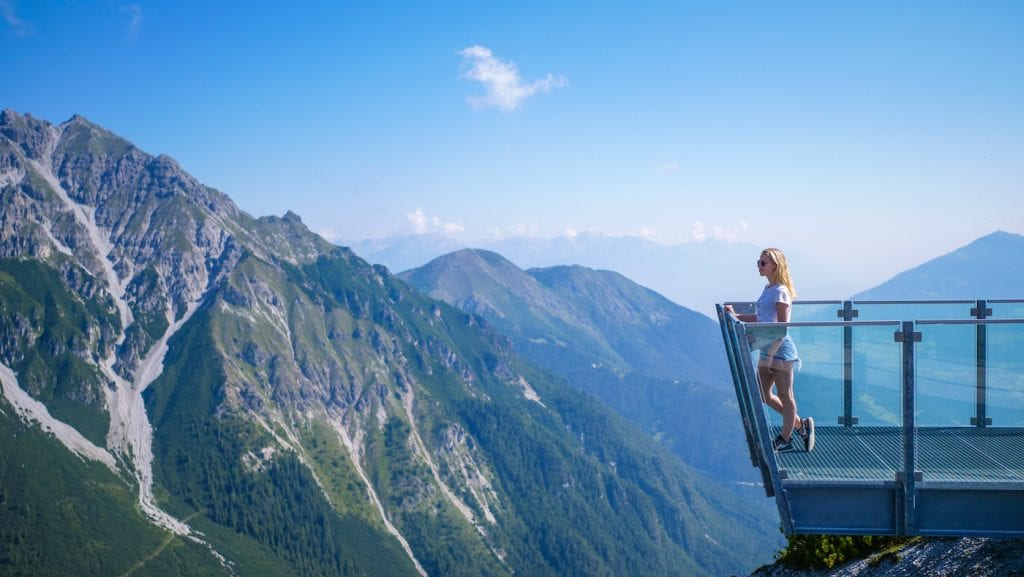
left=399, top=249, right=728, bottom=385
left=398, top=248, right=760, bottom=483
left=0, top=404, right=231, bottom=577
left=528, top=262, right=729, bottom=385
left=0, top=110, right=780, bottom=576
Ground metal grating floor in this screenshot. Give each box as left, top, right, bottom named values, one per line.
left=774, top=427, right=1024, bottom=483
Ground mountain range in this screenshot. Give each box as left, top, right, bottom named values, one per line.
left=852, top=230, right=1024, bottom=300
left=6, top=109, right=1020, bottom=577
left=0, top=110, right=780, bottom=576
left=350, top=230, right=1024, bottom=319
left=396, top=249, right=757, bottom=482
left=347, top=233, right=854, bottom=317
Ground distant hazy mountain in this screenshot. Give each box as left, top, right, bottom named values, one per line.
left=349, top=233, right=853, bottom=317
left=398, top=249, right=757, bottom=482
left=345, top=233, right=468, bottom=274
left=853, top=231, right=1024, bottom=300
left=0, top=110, right=780, bottom=577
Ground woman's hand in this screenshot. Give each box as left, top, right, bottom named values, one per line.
left=724, top=304, right=750, bottom=321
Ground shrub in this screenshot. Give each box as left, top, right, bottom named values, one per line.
left=777, top=534, right=910, bottom=570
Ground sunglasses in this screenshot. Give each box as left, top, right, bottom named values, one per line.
left=756, top=259, right=772, bottom=267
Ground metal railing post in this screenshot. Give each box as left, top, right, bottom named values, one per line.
left=838, top=301, right=859, bottom=426
left=895, top=321, right=921, bottom=535
left=971, top=299, right=993, bottom=427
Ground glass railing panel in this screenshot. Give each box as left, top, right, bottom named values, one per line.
left=914, top=323, right=977, bottom=427
left=744, top=323, right=789, bottom=435
left=851, top=324, right=903, bottom=427
left=791, top=301, right=843, bottom=322
left=747, top=321, right=903, bottom=482
left=724, top=301, right=844, bottom=322
left=989, top=300, right=1024, bottom=319
left=981, top=321, right=1024, bottom=482
left=851, top=301, right=975, bottom=322
left=719, top=312, right=762, bottom=468
left=785, top=323, right=844, bottom=427
left=721, top=305, right=1024, bottom=488
left=914, top=320, right=1024, bottom=482
left=983, top=321, right=1024, bottom=427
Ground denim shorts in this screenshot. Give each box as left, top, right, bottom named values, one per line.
left=758, top=334, right=800, bottom=371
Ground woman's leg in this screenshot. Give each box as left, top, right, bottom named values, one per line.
left=758, top=365, right=785, bottom=415
left=774, top=367, right=798, bottom=441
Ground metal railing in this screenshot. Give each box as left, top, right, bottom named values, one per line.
left=717, top=299, right=1024, bottom=536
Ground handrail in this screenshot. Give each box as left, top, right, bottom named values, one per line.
left=917, top=318, right=1024, bottom=325
left=744, top=320, right=902, bottom=328
left=718, top=304, right=794, bottom=531
left=716, top=305, right=760, bottom=469
left=852, top=299, right=976, bottom=305
left=718, top=299, right=1024, bottom=536
left=725, top=298, right=1024, bottom=305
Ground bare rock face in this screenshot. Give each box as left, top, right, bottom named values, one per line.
left=0, top=110, right=54, bottom=159
left=752, top=538, right=1024, bottom=577
left=0, top=110, right=326, bottom=377
left=1, top=110, right=792, bottom=577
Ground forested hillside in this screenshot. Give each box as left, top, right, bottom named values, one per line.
left=399, top=248, right=762, bottom=483
left=0, top=110, right=780, bottom=576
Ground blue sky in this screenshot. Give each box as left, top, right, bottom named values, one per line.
left=3, top=1, right=1023, bottom=288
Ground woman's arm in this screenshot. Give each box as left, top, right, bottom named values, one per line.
left=776, top=301, right=791, bottom=322
left=723, top=304, right=756, bottom=322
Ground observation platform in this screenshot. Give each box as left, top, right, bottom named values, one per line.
left=718, top=299, right=1024, bottom=536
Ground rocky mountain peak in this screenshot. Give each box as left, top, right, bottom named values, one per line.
left=1, top=112, right=782, bottom=577
left=0, top=108, right=57, bottom=159
left=0, top=108, right=21, bottom=124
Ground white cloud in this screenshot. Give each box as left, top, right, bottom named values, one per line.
left=691, top=221, right=750, bottom=242
left=436, top=218, right=465, bottom=236
left=657, top=162, right=680, bottom=175
left=635, top=226, right=657, bottom=240
left=405, top=207, right=465, bottom=237
left=317, top=227, right=340, bottom=242
left=0, top=0, right=33, bottom=36
left=486, top=221, right=543, bottom=239
left=513, top=221, right=540, bottom=236
left=459, top=45, right=567, bottom=111
left=690, top=222, right=707, bottom=242
left=407, top=207, right=429, bottom=234
left=121, top=4, right=143, bottom=39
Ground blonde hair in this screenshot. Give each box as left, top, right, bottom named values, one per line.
left=762, top=248, right=797, bottom=299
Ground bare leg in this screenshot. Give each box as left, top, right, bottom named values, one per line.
left=758, top=366, right=784, bottom=414
left=774, top=367, right=797, bottom=441
left=758, top=364, right=802, bottom=440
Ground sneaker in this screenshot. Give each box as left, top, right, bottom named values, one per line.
left=773, top=435, right=796, bottom=453
left=799, top=417, right=815, bottom=452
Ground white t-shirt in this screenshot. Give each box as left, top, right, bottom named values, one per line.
left=755, top=284, right=792, bottom=322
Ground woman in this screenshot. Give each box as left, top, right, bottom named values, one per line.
left=724, top=248, right=814, bottom=453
